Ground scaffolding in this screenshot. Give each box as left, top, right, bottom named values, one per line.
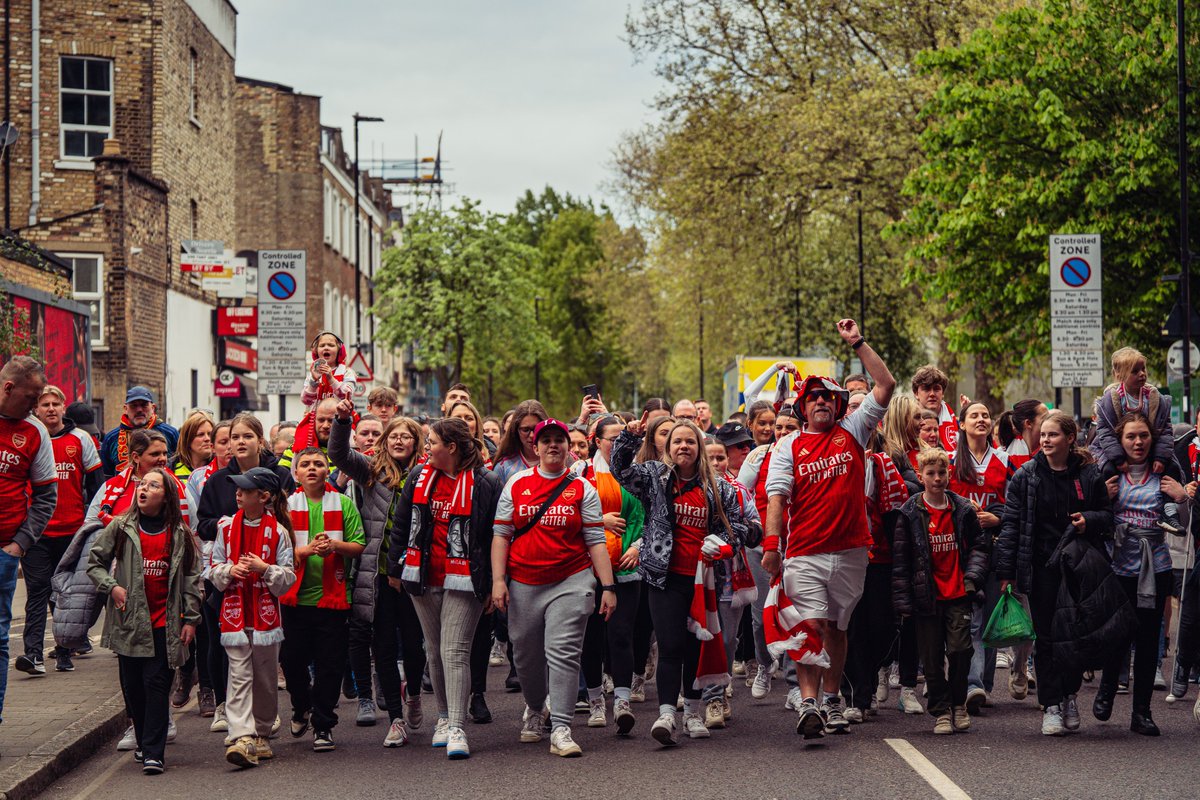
left=361, top=132, right=452, bottom=220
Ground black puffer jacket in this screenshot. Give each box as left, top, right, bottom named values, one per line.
left=196, top=452, right=296, bottom=544
left=994, top=452, right=1112, bottom=595
left=386, top=463, right=502, bottom=602
left=892, top=492, right=990, bottom=617
left=328, top=417, right=407, bottom=622
left=1047, top=527, right=1137, bottom=672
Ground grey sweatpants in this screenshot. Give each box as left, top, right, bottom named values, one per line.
left=508, top=569, right=594, bottom=730
left=411, top=588, right=483, bottom=729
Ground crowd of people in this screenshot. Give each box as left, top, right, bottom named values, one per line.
left=1, top=323, right=1199, bottom=776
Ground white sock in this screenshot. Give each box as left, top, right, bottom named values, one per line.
left=682, top=699, right=697, bottom=716
left=614, top=687, right=631, bottom=701
left=587, top=687, right=603, bottom=702
left=658, top=703, right=675, bottom=717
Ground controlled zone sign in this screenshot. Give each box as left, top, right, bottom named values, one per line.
left=257, top=250, right=307, bottom=396
left=1050, top=234, right=1103, bottom=388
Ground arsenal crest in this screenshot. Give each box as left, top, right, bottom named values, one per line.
left=832, top=432, right=847, bottom=448
left=258, top=593, right=278, bottom=626
left=561, top=485, right=577, bottom=502
left=66, top=445, right=78, bottom=458
left=222, top=593, right=244, bottom=625
left=11, top=433, right=26, bottom=448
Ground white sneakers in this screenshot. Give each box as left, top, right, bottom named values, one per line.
left=587, top=698, right=606, bottom=728
left=651, top=711, right=678, bottom=746
left=614, top=698, right=635, bottom=736
left=630, top=674, right=647, bottom=703
left=784, top=687, right=803, bottom=711
left=209, top=702, right=228, bottom=732
left=383, top=718, right=408, bottom=748
left=751, top=667, right=772, bottom=699
left=446, top=726, right=469, bottom=759
left=898, top=687, right=924, bottom=715
left=431, top=717, right=450, bottom=747
left=684, top=712, right=710, bottom=739
left=520, top=705, right=549, bottom=743
left=116, top=725, right=137, bottom=751
left=875, top=667, right=890, bottom=703
left=550, top=725, right=582, bottom=757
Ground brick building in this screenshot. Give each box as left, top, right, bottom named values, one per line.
left=2, top=0, right=238, bottom=428
left=234, top=77, right=403, bottom=421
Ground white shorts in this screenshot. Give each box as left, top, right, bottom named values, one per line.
left=781, top=547, right=869, bottom=631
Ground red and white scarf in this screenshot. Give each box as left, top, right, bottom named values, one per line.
left=281, top=490, right=350, bottom=610
left=763, top=577, right=830, bottom=668
left=403, top=467, right=475, bottom=592
left=97, top=467, right=190, bottom=527
left=115, top=414, right=157, bottom=472
left=688, top=534, right=734, bottom=690
left=218, top=511, right=285, bottom=646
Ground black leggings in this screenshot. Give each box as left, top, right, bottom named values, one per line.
left=844, top=563, right=897, bottom=710
left=119, top=627, right=173, bottom=761
left=1101, top=571, right=1171, bottom=712
left=582, top=581, right=641, bottom=690
left=647, top=574, right=701, bottom=705
left=348, top=576, right=427, bottom=717
left=201, top=580, right=228, bottom=703
left=470, top=608, right=493, bottom=695
left=634, top=586, right=654, bottom=674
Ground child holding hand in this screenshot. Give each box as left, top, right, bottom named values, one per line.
left=211, top=467, right=297, bottom=769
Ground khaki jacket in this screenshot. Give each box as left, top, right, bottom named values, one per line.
left=86, top=514, right=202, bottom=668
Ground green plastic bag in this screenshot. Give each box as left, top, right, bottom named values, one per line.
left=983, top=586, right=1037, bottom=648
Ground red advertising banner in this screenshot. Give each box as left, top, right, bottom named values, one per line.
left=5, top=294, right=90, bottom=403
left=216, top=307, right=258, bottom=337
left=220, top=339, right=258, bottom=373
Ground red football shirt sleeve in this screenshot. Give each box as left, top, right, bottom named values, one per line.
left=30, top=424, right=56, bottom=486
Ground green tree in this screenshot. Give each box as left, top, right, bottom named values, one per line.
left=501, top=188, right=637, bottom=415
left=891, top=0, right=1199, bottom=391
left=615, top=0, right=995, bottom=398
left=372, top=198, right=545, bottom=394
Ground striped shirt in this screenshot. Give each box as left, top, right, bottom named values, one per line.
left=1111, top=466, right=1171, bottom=577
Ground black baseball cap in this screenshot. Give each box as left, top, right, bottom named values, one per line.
left=65, top=401, right=100, bottom=436
left=229, top=467, right=281, bottom=493
left=715, top=422, right=753, bottom=448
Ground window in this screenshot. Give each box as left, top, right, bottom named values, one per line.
left=189, top=49, right=199, bottom=122
left=62, top=254, right=105, bottom=347
left=61, top=57, right=113, bottom=159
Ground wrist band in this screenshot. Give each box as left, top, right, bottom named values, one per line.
left=601, top=584, right=618, bottom=592
left=851, top=337, right=866, bottom=350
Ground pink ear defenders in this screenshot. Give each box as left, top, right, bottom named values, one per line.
left=794, top=376, right=850, bottom=422
left=309, top=330, right=347, bottom=364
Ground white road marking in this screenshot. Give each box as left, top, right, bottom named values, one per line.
left=885, top=738, right=973, bottom=800
left=63, top=746, right=126, bottom=800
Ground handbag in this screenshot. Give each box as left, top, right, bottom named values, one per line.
left=510, top=474, right=576, bottom=543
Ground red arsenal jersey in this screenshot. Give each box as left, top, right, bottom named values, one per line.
left=669, top=481, right=708, bottom=575
left=925, top=499, right=966, bottom=601
left=495, top=467, right=603, bottom=585
left=0, top=415, right=56, bottom=545
left=949, top=446, right=1013, bottom=512
left=139, top=525, right=171, bottom=628
left=45, top=428, right=102, bottom=537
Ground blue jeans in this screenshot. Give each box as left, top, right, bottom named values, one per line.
left=0, top=548, right=22, bottom=724
left=968, top=573, right=1001, bottom=693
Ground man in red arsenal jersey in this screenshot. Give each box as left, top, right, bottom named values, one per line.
left=762, top=319, right=895, bottom=740
left=16, top=386, right=102, bottom=675
left=0, top=357, right=58, bottom=721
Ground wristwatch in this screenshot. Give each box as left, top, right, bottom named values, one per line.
left=601, top=584, right=618, bottom=593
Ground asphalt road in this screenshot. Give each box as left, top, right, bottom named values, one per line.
left=40, top=662, right=1200, bottom=800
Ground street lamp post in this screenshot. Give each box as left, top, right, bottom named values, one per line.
left=1177, top=0, right=1193, bottom=422
left=534, top=295, right=543, bottom=401
left=352, top=113, right=383, bottom=354
left=857, top=189, right=865, bottom=338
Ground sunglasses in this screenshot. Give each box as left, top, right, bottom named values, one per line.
left=806, top=389, right=834, bottom=402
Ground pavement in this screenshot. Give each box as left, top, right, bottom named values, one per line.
left=30, top=651, right=1200, bottom=800
left=0, top=581, right=125, bottom=800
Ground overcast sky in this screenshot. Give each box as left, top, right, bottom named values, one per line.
left=235, top=1, right=662, bottom=214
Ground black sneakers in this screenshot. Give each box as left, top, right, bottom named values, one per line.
left=14, top=654, right=45, bottom=675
